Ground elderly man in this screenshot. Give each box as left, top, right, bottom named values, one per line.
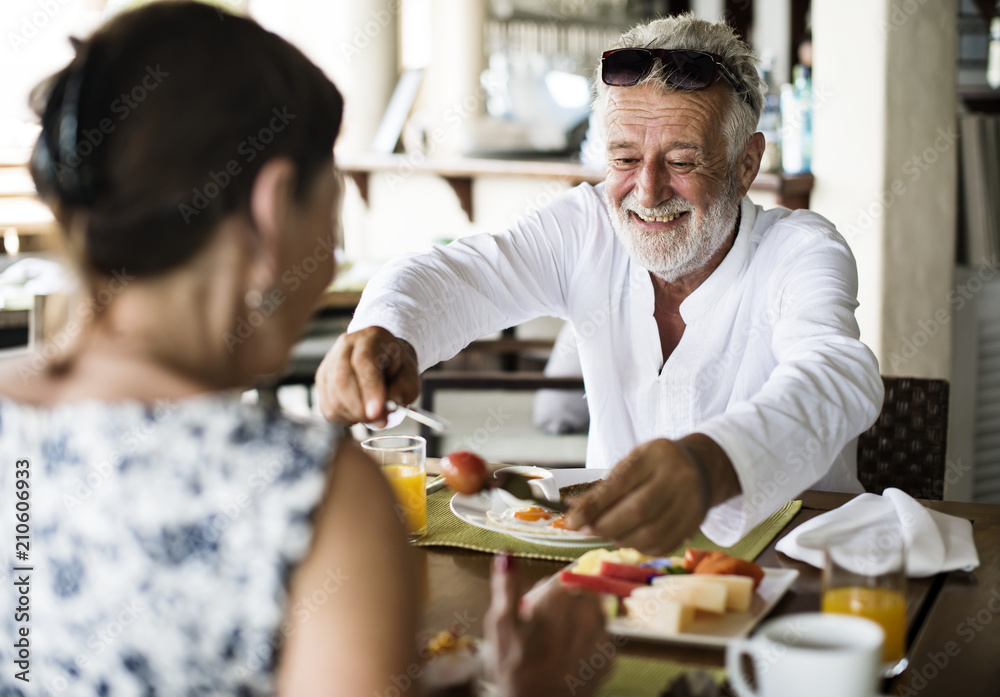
left=317, top=15, right=883, bottom=552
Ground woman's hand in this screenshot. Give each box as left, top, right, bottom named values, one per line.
left=485, top=554, right=613, bottom=697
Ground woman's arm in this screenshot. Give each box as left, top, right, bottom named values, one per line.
left=277, top=439, right=419, bottom=697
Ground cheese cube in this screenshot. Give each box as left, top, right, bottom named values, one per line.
left=623, top=595, right=695, bottom=634
left=573, top=550, right=619, bottom=576
left=573, top=548, right=652, bottom=576
left=653, top=574, right=755, bottom=613
left=631, top=579, right=728, bottom=615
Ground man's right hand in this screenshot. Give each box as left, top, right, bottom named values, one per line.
left=316, top=326, right=419, bottom=427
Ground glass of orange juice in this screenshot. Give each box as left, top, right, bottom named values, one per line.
left=822, top=525, right=908, bottom=677
left=361, top=435, right=426, bottom=541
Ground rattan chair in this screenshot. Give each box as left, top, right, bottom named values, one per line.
left=856, top=377, right=950, bottom=500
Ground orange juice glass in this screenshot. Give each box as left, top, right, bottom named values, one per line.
left=822, top=526, right=908, bottom=676
left=822, top=586, right=906, bottom=663
left=361, top=435, right=426, bottom=540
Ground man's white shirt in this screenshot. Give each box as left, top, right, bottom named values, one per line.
left=349, top=183, right=883, bottom=546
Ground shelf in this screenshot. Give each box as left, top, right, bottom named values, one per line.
left=337, top=152, right=814, bottom=220
left=960, top=86, right=1000, bottom=113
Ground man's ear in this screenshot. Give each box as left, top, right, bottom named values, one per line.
left=736, top=132, right=766, bottom=198
left=248, top=157, right=296, bottom=285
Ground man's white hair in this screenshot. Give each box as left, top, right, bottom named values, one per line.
left=593, top=14, right=766, bottom=165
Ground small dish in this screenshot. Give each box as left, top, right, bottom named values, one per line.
left=491, top=465, right=559, bottom=509
left=529, top=562, right=800, bottom=647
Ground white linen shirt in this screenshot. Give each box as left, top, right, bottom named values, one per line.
left=349, top=183, right=883, bottom=545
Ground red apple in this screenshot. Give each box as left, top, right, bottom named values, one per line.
left=441, top=451, right=489, bottom=495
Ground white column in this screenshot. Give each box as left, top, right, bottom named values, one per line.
left=690, top=0, right=726, bottom=22
left=250, top=0, right=401, bottom=154
left=419, top=0, right=486, bottom=156
left=811, top=0, right=957, bottom=380
left=752, top=0, right=791, bottom=85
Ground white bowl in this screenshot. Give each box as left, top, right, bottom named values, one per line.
left=492, top=465, right=559, bottom=509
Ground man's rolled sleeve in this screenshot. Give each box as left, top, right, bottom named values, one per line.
left=694, top=226, right=883, bottom=546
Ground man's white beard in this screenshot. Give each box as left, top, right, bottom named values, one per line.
left=605, top=180, right=740, bottom=283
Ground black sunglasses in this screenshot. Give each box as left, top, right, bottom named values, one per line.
left=601, top=48, right=748, bottom=104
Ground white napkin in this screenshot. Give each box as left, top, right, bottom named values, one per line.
left=775, top=488, right=980, bottom=578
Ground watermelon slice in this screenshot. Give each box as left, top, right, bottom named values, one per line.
left=598, top=561, right=664, bottom=584
left=559, top=570, right=644, bottom=598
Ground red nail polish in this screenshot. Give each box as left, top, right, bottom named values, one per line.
left=499, top=551, right=515, bottom=571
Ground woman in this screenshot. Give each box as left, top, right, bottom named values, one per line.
left=0, top=3, right=609, bottom=695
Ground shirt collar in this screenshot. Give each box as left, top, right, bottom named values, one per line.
left=678, top=196, right=757, bottom=322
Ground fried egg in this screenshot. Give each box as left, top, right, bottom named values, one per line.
left=486, top=506, right=597, bottom=538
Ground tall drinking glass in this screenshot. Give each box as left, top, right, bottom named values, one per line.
left=821, top=525, right=908, bottom=677
left=361, top=435, right=426, bottom=541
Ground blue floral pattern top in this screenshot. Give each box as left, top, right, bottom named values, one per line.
left=0, top=393, right=340, bottom=696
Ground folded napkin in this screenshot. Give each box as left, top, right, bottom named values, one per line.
left=775, top=488, right=979, bottom=577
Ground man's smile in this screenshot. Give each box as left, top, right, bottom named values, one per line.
left=629, top=210, right=690, bottom=226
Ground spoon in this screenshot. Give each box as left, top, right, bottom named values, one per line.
left=386, top=400, right=451, bottom=433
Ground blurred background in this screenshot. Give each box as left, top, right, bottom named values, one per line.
left=2, top=0, right=999, bottom=502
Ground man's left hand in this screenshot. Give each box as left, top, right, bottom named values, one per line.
left=565, top=435, right=741, bottom=556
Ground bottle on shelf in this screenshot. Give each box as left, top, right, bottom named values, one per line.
left=781, top=65, right=812, bottom=174
left=988, top=0, right=1000, bottom=89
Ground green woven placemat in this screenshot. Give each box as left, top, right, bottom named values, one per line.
left=596, top=656, right=725, bottom=697
left=415, top=489, right=801, bottom=562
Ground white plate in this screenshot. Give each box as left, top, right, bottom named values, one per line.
left=449, top=468, right=612, bottom=548
left=532, top=565, right=800, bottom=647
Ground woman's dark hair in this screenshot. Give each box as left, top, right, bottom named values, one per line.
left=29, top=0, right=344, bottom=277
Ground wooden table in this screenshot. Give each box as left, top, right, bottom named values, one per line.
left=416, top=480, right=1000, bottom=696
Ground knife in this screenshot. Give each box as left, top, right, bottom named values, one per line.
left=386, top=400, right=451, bottom=433
left=426, top=475, right=447, bottom=494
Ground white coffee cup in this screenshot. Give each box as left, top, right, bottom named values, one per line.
left=726, top=613, right=884, bottom=697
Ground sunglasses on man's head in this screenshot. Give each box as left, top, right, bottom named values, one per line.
left=601, top=48, right=748, bottom=104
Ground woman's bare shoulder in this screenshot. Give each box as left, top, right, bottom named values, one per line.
left=0, top=355, right=54, bottom=403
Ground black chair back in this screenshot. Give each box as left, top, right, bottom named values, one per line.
left=857, top=377, right=950, bottom=500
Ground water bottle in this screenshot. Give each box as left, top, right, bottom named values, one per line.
left=989, top=1, right=1000, bottom=89
left=781, top=66, right=812, bottom=174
